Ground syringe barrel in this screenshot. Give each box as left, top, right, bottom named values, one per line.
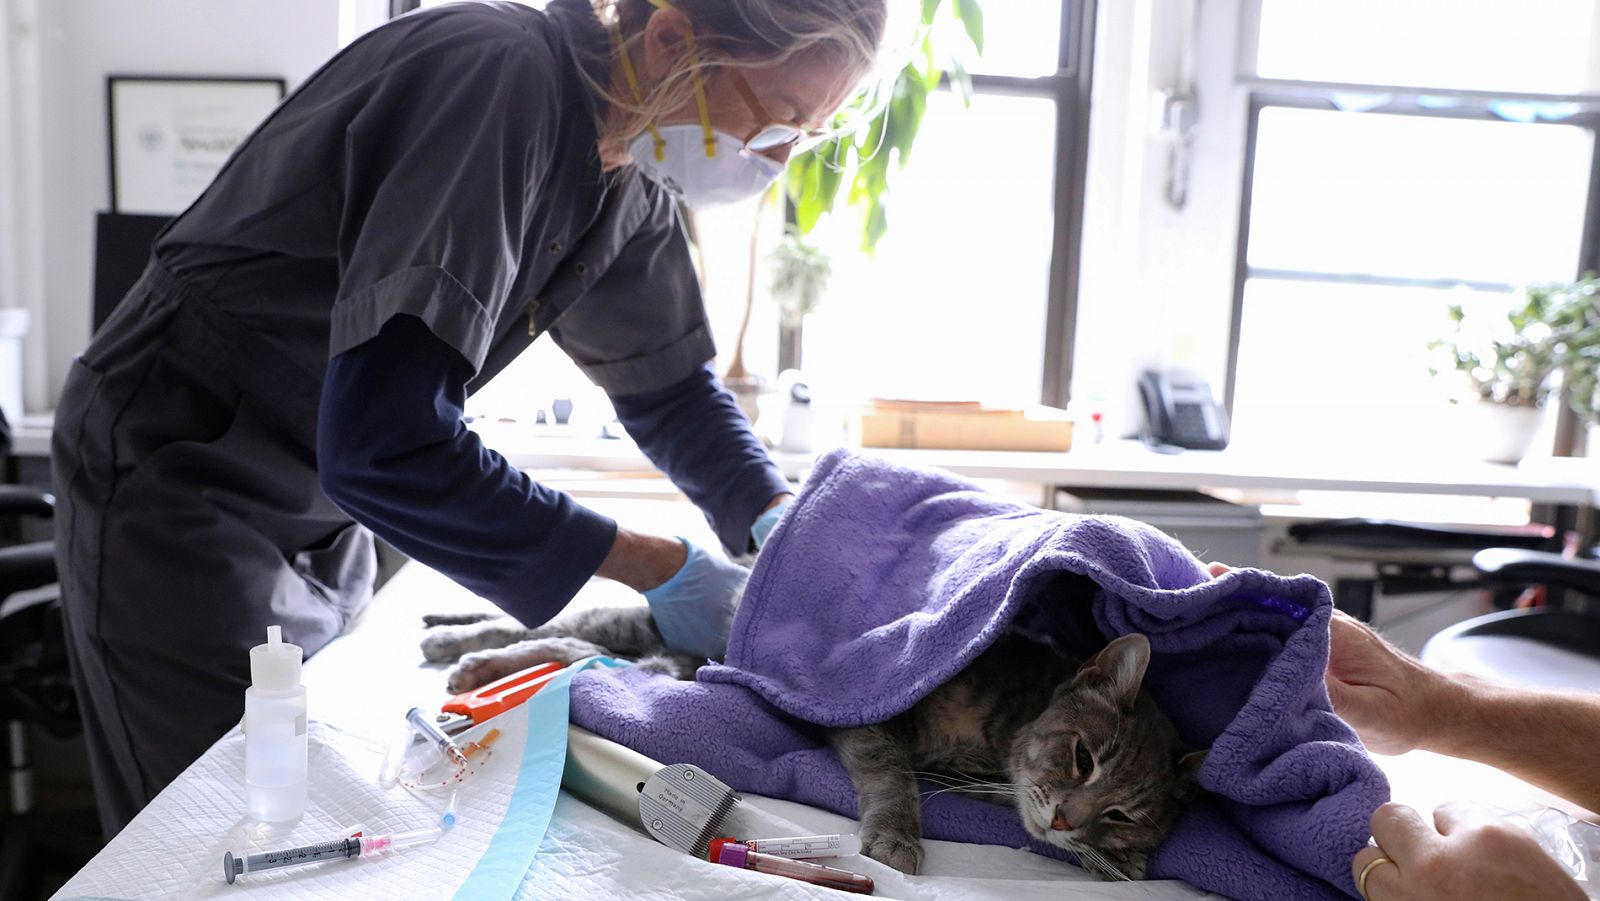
left=225, top=837, right=360, bottom=883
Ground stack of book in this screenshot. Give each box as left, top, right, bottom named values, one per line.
left=858, top=398, right=1074, bottom=452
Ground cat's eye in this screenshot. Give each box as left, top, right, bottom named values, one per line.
left=1103, top=808, right=1134, bottom=824
left=1074, top=741, right=1094, bottom=778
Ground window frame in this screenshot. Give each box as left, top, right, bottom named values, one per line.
left=1224, top=87, right=1600, bottom=461
left=778, top=0, right=1095, bottom=408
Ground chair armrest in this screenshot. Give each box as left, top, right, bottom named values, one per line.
left=1289, top=518, right=1553, bottom=552
left=1472, top=548, right=1600, bottom=597
left=0, top=540, right=57, bottom=597
left=0, top=484, right=54, bottom=519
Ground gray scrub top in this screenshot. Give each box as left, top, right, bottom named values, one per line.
left=157, top=0, right=713, bottom=406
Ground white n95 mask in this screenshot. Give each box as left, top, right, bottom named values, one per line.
left=629, top=125, right=786, bottom=207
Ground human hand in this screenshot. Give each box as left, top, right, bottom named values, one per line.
left=1325, top=611, right=1456, bottom=755
left=640, top=538, right=748, bottom=659
left=1353, top=802, right=1585, bottom=901
left=751, top=495, right=792, bottom=549
left=1205, top=562, right=1232, bottom=578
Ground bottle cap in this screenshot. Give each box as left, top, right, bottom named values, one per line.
left=249, top=625, right=303, bottom=691
left=713, top=842, right=749, bottom=869
left=708, top=837, right=738, bottom=862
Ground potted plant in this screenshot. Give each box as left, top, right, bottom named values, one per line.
left=1430, top=275, right=1600, bottom=462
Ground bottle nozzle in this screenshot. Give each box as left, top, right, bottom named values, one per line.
left=250, top=623, right=303, bottom=691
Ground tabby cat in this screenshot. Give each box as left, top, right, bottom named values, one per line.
left=421, top=607, right=1204, bottom=880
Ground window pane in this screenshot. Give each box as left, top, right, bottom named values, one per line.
left=1255, top=0, right=1597, bottom=95
left=801, top=92, right=1056, bottom=404
left=468, top=338, right=617, bottom=430
left=1247, top=107, right=1591, bottom=285
left=962, top=0, right=1062, bottom=78
left=1230, top=279, right=1538, bottom=457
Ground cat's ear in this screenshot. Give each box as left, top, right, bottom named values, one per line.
left=1174, top=748, right=1208, bottom=801
left=1076, top=633, right=1151, bottom=708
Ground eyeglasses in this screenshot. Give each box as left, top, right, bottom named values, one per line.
left=621, top=0, right=847, bottom=162
left=726, top=68, right=841, bottom=157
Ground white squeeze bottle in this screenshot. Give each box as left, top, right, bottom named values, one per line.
left=245, top=625, right=308, bottom=822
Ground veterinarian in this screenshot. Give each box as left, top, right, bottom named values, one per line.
left=54, top=0, right=884, bottom=836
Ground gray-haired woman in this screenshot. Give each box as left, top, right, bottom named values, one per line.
left=53, top=0, right=886, bottom=837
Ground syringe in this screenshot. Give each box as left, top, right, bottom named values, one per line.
left=223, top=827, right=442, bottom=884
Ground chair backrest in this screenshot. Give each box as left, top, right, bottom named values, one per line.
left=93, top=213, right=172, bottom=333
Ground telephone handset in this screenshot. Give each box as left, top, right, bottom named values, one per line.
left=1138, top=369, right=1229, bottom=451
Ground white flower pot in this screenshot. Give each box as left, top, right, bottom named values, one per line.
left=1461, top=401, right=1545, bottom=464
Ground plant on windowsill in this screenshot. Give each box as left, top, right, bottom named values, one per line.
left=1429, top=275, right=1600, bottom=462
left=723, top=0, right=985, bottom=419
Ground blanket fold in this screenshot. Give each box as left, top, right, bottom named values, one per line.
left=569, top=449, right=1388, bottom=900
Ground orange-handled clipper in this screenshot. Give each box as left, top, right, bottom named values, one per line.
left=436, top=661, right=565, bottom=735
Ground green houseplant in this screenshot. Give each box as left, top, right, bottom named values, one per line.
left=1431, top=275, right=1600, bottom=460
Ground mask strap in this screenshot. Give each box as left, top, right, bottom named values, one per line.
left=611, top=18, right=667, bottom=162
left=645, top=0, right=717, bottom=160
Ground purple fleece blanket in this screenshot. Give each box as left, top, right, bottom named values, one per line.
left=568, top=449, right=1388, bottom=900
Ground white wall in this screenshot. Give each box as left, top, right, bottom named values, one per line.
left=33, top=0, right=340, bottom=411
left=1072, top=0, right=1248, bottom=438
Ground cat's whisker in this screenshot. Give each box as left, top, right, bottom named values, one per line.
left=918, top=783, right=1018, bottom=801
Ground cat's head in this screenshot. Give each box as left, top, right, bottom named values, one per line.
left=1006, top=633, right=1205, bottom=875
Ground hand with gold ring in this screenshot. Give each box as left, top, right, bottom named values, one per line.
left=1352, top=802, right=1584, bottom=900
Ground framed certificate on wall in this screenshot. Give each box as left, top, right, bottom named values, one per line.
left=107, top=75, right=286, bottom=216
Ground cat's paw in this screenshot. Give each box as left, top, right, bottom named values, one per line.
left=861, top=829, right=924, bottom=875
left=421, top=612, right=500, bottom=628
left=1114, top=849, right=1148, bottom=880
left=634, top=654, right=699, bottom=680
left=1080, top=847, right=1146, bottom=882
left=420, top=626, right=477, bottom=664
left=445, top=651, right=523, bottom=693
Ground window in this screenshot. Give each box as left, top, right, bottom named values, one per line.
left=1227, top=1, right=1600, bottom=456
left=793, top=0, right=1090, bottom=409
left=799, top=91, right=1058, bottom=404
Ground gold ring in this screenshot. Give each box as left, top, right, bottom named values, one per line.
left=1358, top=855, right=1396, bottom=900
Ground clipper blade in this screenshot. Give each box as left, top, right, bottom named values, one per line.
left=637, top=763, right=741, bottom=858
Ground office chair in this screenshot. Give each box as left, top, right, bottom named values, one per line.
left=1416, top=549, right=1600, bottom=690
left=0, top=425, right=98, bottom=897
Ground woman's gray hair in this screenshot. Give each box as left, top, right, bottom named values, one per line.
left=584, top=0, right=888, bottom=155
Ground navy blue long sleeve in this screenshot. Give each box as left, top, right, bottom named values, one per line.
left=318, top=315, right=618, bottom=626
left=610, top=364, right=792, bottom=556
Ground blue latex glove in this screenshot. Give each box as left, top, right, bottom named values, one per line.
left=751, top=497, right=792, bottom=550
left=641, top=538, right=749, bottom=659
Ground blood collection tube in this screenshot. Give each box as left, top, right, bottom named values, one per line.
left=723, top=833, right=861, bottom=859
left=712, top=841, right=874, bottom=894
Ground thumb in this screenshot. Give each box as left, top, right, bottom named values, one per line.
left=1325, top=672, right=1351, bottom=713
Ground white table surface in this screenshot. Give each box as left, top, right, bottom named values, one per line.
left=56, top=495, right=1591, bottom=900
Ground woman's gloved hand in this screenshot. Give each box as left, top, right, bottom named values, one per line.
left=751, top=496, right=792, bottom=549
left=641, top=538, right=748, bottom=659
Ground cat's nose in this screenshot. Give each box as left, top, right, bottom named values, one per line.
left=1050, top=808, right=1073, bottom=831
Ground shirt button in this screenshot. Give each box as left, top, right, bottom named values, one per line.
left=549, top=242, right=563, bottom=255
left=574, top=262, right=588, bottom=276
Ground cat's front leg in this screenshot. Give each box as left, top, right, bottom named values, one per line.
left=446, top=636, right=613, bottom=692
left=420, top=617, right=532, bottom=664
left=831, top=724, right=926, bottom=875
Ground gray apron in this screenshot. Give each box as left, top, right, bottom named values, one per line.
left=53, top=263, right=375, bottom=837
